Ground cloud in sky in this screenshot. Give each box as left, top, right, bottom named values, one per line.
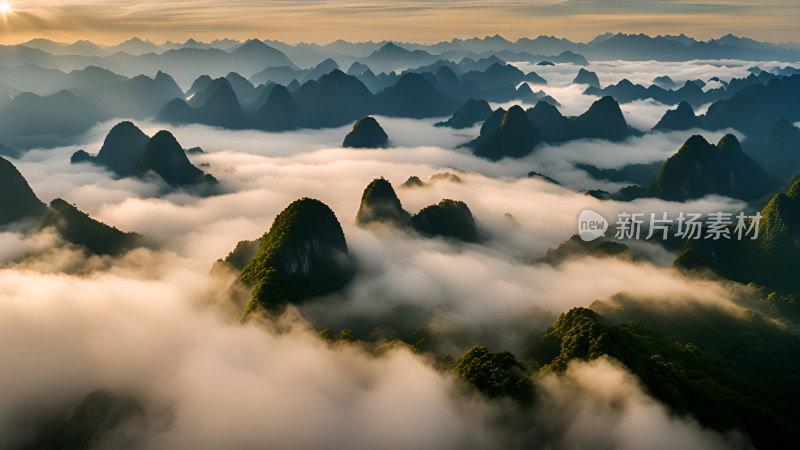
left=0, top=0, right=799, bottom=44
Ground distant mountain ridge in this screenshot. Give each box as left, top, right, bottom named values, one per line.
left=467, top=96, right=635, bottom=160
left=14, top=33, right=800, bottom=64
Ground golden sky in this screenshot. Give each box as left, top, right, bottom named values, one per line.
left=1, top=0, right=799, bottom=45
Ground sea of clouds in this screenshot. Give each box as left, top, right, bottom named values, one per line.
left=0, top=60, right=768, bottom=449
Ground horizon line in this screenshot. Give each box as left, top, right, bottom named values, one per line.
left=4, top=31, right=800, bottom=48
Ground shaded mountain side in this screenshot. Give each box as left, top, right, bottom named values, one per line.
left=470, top=96, right=632, bottom=151
left=400, top=176, right=425, bottom=188
left=572, top=68, right=600, bottom=87
left=239, top=198, right=353, bottom=317
left=758, top=117, right=800, bottom=180
left=466, top=107, right=507, bottom=148
left=361, top=42, right=439, bottom=74
left=0, top=156, right=47, bottom=226
left=653, top=101, right=703, bottom=131
left=39, top=199, right=141, bottom=255
left=585, top=79, right=709, bottom=107
left=355, top=178, right=410, bottom=227
left=158, top=80, right=248, bottom=129
left=342, top=117, right=389, bottom=148
left=86, top=71, right=184, bottom=119
left=19, top=390, right=149, bottom=450
left=571, top=95, right=631, bottom=141
left=538, top=235, right=637, bottom=264
left=193, top=81, right=248, bottom=129
left=292, top=69, right=375, bottom=128
left=435, top=98, right=492, bottom=129
left=575, top=161, right=664, bottom=186
left=251, top=84, right=304, bottom=131
left=526, top=305, right=800, bottom=449
left=0, top=89, right=112, bottom=147
left=211, top=237, right=262, bottom=275
left=473, top=105, right=543, bottom=160
left=0, top=141, right=21, bottom=159
left=653, top=75, right=678, bottom=89
left=70, top=121, right=150, bottom=177
left=648, top=134, right=780, bottom=201
left=411, top=199, right=479, bottom=242
left=189, top=77, right=233, bottom=107
left=224, top=71, right=259, bottom=102
left=525, top=101, right=572, bottom=143
left=135, top=130, right=217, bottom=187
left=459, top=62, right=537, bottom=91
left=375, top=72, right=459, bottom=118
left=703, top=73, right=800, bottom=148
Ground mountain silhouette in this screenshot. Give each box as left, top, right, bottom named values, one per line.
left=460, top=63, right=543, bottom=91
left=362, top=42, right=438, bottom=73
left=158, top=79, right=248, bottom=129
left=0, top=89, right=111, bottom=147
left=135, top=130, right=217, bottom=186
left=572, top=68, right=600, bottom=87
left=251, top=84, right=304, bottom=131
left=88, top=71, right=184, bottom=119
left=653, top=101, right=703, bottom=131
left=193, top=81, right=248, bottom=129
left=570, top=96, right=631, bottom=141
left=342, top=116, right=389, bottom=148
left=467, top=107, right=506, bottom=148
left=469, top=96, right=632, bottom=148
left=38, top=199, right=141, bottom=255
left=301, top=58, right=339, bottom=83
left=375, top=72, right=459, bottom=118
left=652, top=75, right=678, bottom=89
left=71, top=121, right=150, bottom=177
left=225, top=72, right=259, bottom=102
left=0, top=156, right=47, bottom=225
left=703, top=74, right=800, bottom=148
left=757, top=118, right=800, bottom=180
left=525, top=101, right=572, bottom=142
left=473, top=105, right=544, bottom=160
left=436, top=98, right=492, bottom=129
left=292, top=69, right=374, bottom=128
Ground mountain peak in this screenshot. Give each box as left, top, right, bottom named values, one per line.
left=436, top=98, right=492, bottom=129
left=135, top=130, right=216, bottom=186
left=239, top=197, right=352, bottom=316
left=343, top=116, right=389, bottom=148
left=90, top=121, right=151, bottom=177
left=0, top=156, right=47, bottom=225
left=356, top=178, right=410, bottom=227
left=474, top=105, right=543, bottom=161
left=40, top=198, right=140, bottom=255
left=572, top=96, right=631, bottom=141
left=716, top=134, right=743, bottom=152
left=653, top=101, right=701, bottom=131
left=573, top=68, right=600, bottom=87
left=648, top=134, right=778, bottom=201
left=411, top=199, right=479, bottom=242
